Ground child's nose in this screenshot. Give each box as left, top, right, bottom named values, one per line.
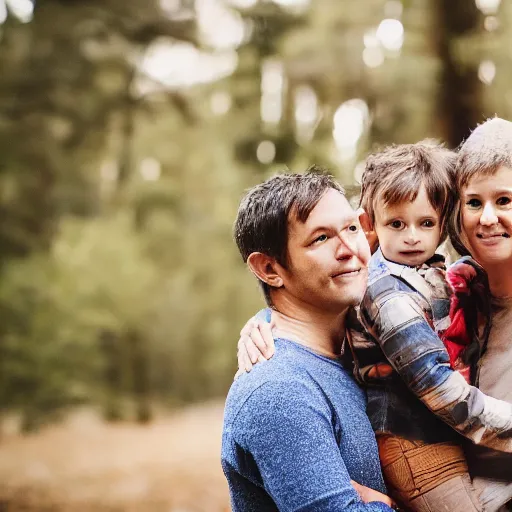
left=404, top=227, right=420, bottom=244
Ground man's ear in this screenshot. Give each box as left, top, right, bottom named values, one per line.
left=356, top=208, right=379, bottom=254
left=246, top=252, right=284, bottom=288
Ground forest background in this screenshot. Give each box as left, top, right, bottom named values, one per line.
left=0, top=0, right=510, bottom=510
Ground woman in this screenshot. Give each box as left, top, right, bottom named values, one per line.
left=450, top=117, right=512, bottom=511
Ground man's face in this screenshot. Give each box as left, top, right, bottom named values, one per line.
left=279, top=189, right=371, bottom=313
left=373, top=184, right=442, bottom=267
left=461, top=165, right=512, bottom=267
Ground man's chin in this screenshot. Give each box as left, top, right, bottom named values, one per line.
left=340, top=283, right=367, bottom=307
left=345, top=291, right=365, bottom=308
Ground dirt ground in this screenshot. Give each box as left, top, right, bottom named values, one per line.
left=0, top=401, right=230, bottom=512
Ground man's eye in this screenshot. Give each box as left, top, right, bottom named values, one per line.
left=348, top=224, right=359, bottom=232
left=497, top=197, right=511, bottom=206
left=390, top=220, right=404, bottom=229
left=314, top=234, right=328, bottom=243
left=466, top=198, right=481, bottom=208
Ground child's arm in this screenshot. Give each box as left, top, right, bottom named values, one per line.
left=362, top=282, right=512, bottom=453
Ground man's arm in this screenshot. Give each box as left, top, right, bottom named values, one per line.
left=363, top=290, right=512, bottom=452
left=234, top=380, right=394, bottom=512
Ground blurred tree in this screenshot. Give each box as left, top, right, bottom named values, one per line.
left=0, top=0, right=196, bottom=262
left=0, top=0, right=197, bottom=428
left=434, top=0, right=484, bottom=147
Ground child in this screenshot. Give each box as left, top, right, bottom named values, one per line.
left=349, top=141, right=486, bottom=511
left=236, top=142, right=512, bottom=511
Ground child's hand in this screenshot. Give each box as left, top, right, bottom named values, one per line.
left=235, top=313, right=275, bottom=379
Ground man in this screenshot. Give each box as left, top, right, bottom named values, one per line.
left=221, top=172, right=394, bottom=511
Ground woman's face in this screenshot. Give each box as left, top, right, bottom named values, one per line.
left=461, top=166, right=512, bottom=268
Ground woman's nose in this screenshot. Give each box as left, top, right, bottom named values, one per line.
left=480, top=202, right=498, bottom=226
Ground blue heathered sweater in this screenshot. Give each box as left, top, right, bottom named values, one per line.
left=221, top=338, right=393, bottom=512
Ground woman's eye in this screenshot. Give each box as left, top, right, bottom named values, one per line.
left=314, top=234, right=328, bottom=244
left=497, top=197, right=511, bottom=206
left=466, top=198, right=481, bottom=208
left=390, top=220, right=404, bottom=229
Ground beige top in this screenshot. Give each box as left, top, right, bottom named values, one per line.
left=479, top=296, right=512, bottom=402
left=468, top=296, right=512, bottom=483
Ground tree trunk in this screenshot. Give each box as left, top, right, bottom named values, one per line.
left=434, top=0, right=484, bottom=148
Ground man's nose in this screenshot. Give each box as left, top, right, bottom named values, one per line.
left=480, top=202, right=498, bottom=226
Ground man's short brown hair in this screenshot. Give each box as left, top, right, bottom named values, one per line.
left=234, top=168, right=344, bottom=305
left=450, top=117, right=512, bottom=255
left=359, top=141, right=456, bottom=238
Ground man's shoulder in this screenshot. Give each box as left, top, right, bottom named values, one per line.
left=223, top=366, right=320, bottom=446
left=225, top=346, right=318, bottom=411
left=224, top=341, right=345, bottom=428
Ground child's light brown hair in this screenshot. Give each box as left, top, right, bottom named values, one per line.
left=450, top=117, right=512, bottom=255
left=359, top=141, right=456, bottom=240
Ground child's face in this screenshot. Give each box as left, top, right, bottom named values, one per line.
left=461, top=165, right=512, bottom=268
left=373, top=185, right=442, bottom=267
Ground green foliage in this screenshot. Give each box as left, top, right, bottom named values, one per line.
left=0, top=215, right=156, bottom=428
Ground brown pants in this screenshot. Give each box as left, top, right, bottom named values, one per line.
left=377, top=434, right=483, bottom=512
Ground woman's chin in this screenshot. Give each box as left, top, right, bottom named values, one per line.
left=473, top=249, right=512, bottom=267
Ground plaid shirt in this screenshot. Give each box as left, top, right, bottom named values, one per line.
left=345, top=249, right=512, bottom=450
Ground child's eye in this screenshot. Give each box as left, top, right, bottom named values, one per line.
left=497, top=197, right=511, bottom=206
left=390, top=220, right=404, bottom=229
left=466, top=198, right=481, bottom=209
left=422, top=219, right=436, bottom=228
